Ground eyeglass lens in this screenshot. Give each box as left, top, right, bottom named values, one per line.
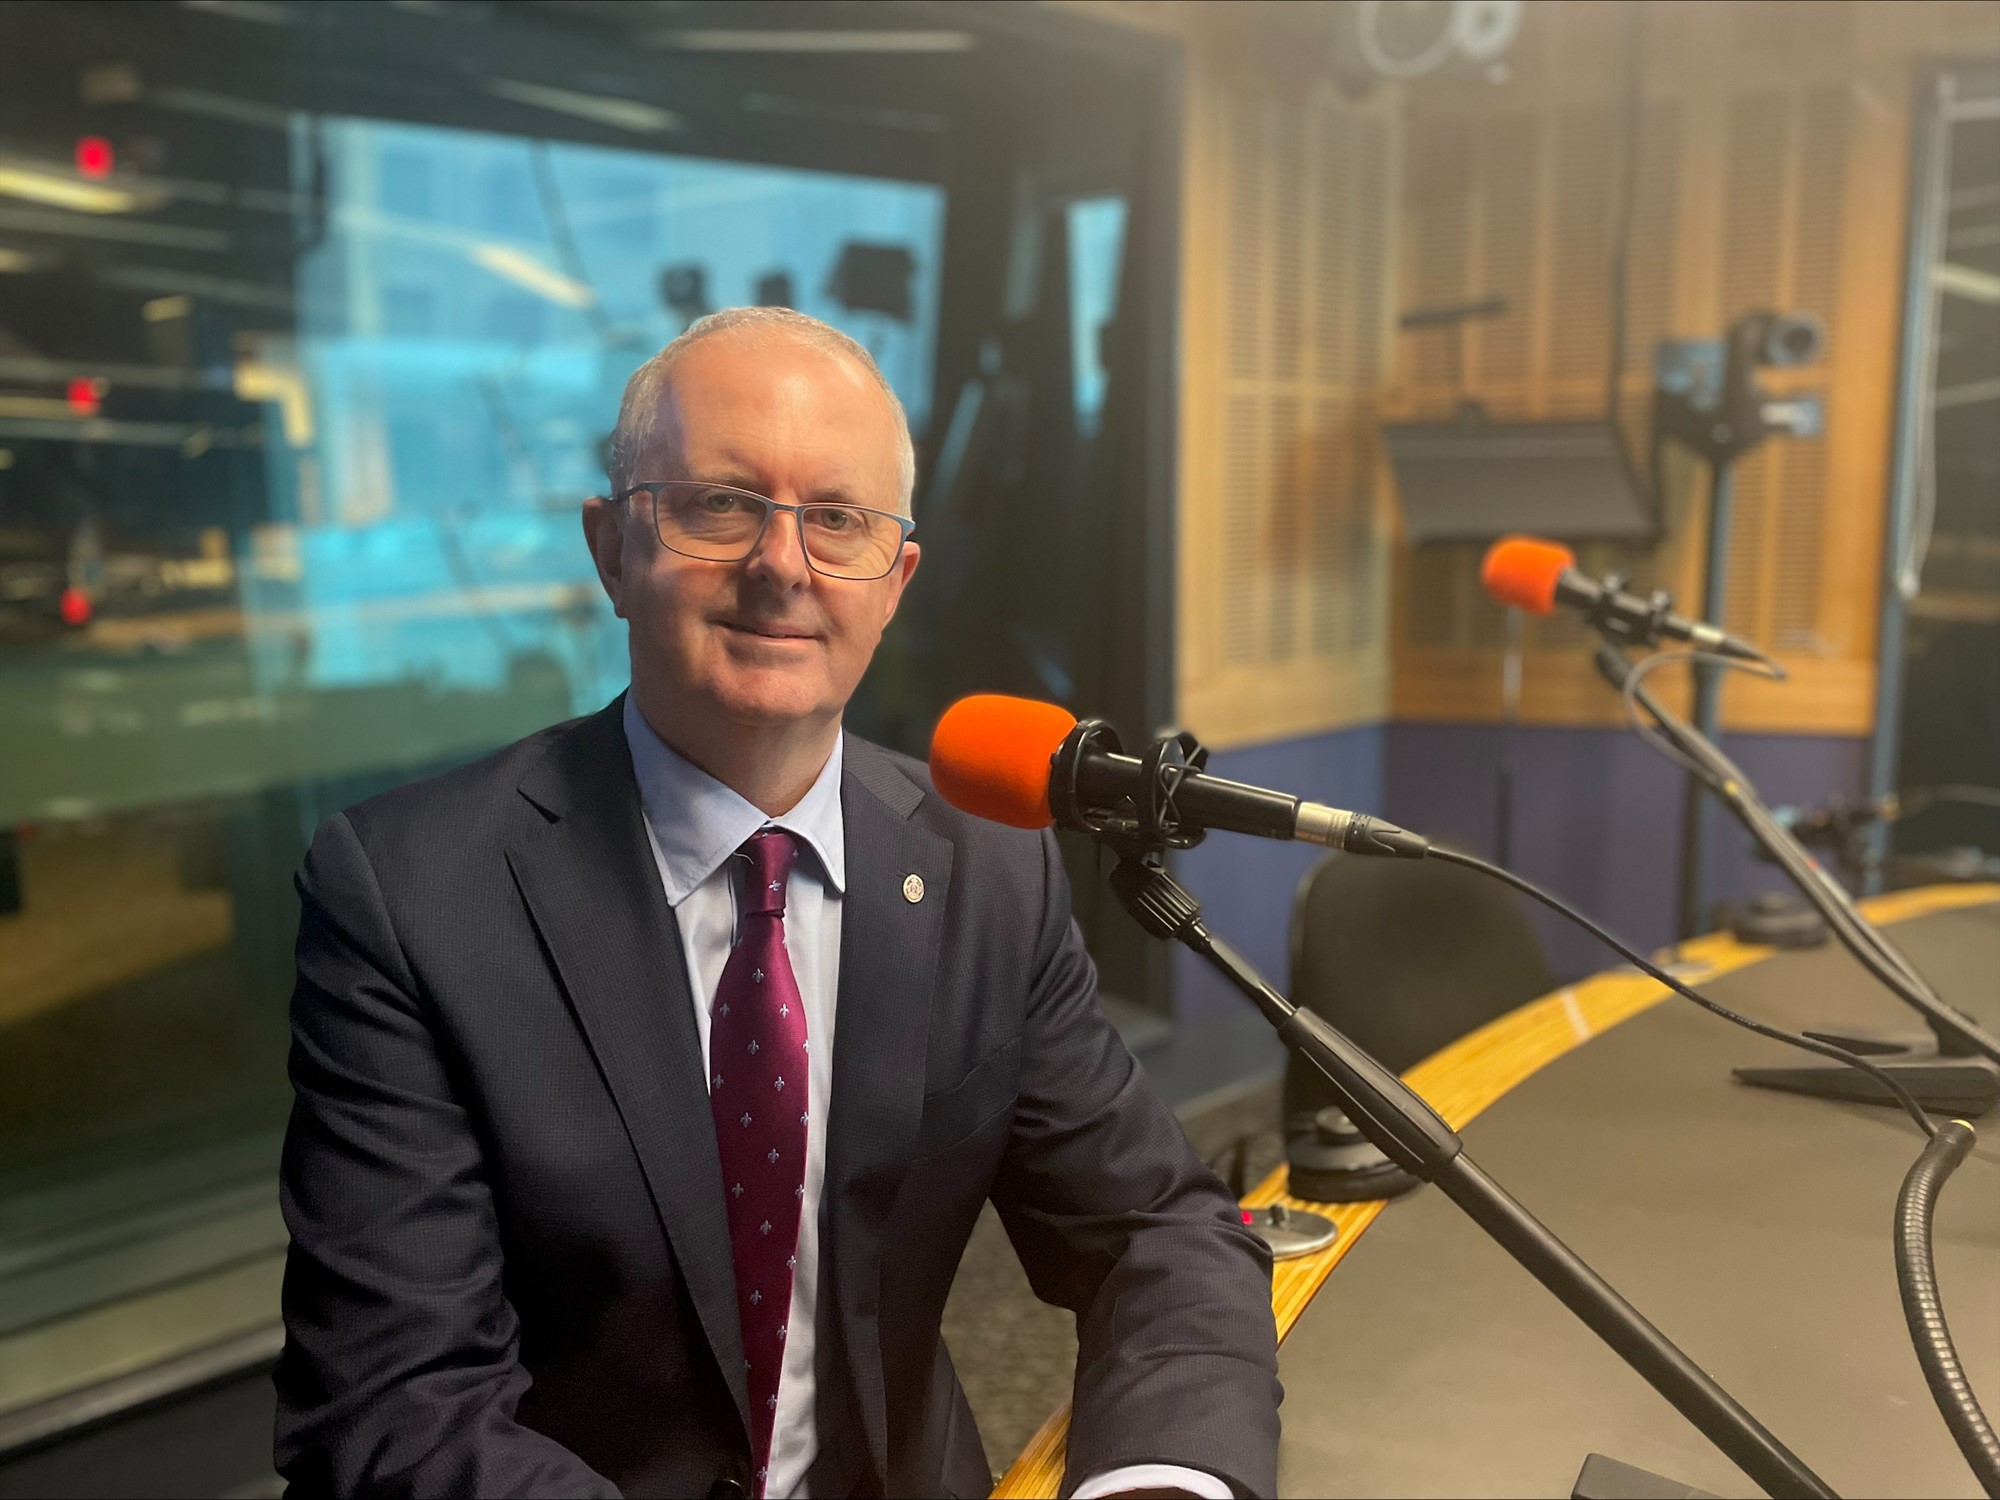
left=650, top=482, right=904, bottom=580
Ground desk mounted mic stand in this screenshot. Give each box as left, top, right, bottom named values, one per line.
left=1593, top=641, right=2000, bottom=1117
left=1654, top=312, right=1830, bottom=940
left=1080, top=821, right=1831, bottom=1498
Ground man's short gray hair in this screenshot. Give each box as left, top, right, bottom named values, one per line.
left=606, top=306, right=917, bottom=514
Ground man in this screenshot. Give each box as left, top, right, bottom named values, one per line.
left=275, top=307, right=1280, bottom=1499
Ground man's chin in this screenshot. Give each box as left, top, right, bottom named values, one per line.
left=705, top=669, right=836, bottom=729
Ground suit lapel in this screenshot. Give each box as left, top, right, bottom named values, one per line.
left=823, top=738, right=953, bottom=1479
left=504, top=700, right=751, bottom=1439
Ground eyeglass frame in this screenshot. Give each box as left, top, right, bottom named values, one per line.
left=613, top=479, right=917, bottom=582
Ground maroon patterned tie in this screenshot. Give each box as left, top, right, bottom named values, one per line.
left=708, top=829, right=809, bottom=1497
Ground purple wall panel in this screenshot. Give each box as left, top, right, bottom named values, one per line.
left=1165, top=721, right=1868, bottom=1017
left=1384, top=723, right=1868, bottom=979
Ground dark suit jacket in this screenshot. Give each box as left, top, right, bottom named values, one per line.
left=274, top=698, right=1280, bottom=1499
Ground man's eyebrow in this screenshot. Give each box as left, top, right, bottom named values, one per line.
left=687, top=468, right=769, bottom=493
left=690, top=470, right=879, bottom=508
left=804, top=484, right=868, bottom=506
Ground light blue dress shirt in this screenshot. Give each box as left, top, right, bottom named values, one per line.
left=621, top=696, right=1227, bottom=1500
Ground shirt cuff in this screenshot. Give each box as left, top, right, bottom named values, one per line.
left=1071, top=1463, right=1234, bottom=1499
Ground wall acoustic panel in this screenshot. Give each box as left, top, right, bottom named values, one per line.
left=1179, top=57, right=1399, bottom=749
left=1384, top=0, right=1934, bottom=736
left=1153, top=0, right=1999, bottom=747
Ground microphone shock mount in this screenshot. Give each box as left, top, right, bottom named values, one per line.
left=1049, top=718, right=1215, bottom=852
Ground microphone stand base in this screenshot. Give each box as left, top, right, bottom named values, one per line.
left=1286, top=1156, right=1423, bottom=1204
left=1735, top=1030, right=1998, bottom=1117
left=1573, top=1452, right=1719, bottom=1500
left=1286, top=1108, right=1425, bottom=1203
left=1240, top=1203, right=1340, bottom=1259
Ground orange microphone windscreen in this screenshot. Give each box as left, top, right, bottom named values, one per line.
left=1481, top=535, right=1575, bottom=614
left=929, top=694, right=1078, bottom=829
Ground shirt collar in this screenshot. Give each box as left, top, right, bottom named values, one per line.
left=622, top=692, right=847, bottom=906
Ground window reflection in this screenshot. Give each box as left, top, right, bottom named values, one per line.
left=1066, top=195, right=1126, bottom=436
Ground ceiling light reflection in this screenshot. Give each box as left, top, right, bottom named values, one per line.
left=649, top=29, right=976, bottom=53
left=470, top=244, right=595, bottom=308
left=0, top=166, right=145, bottom=214
left=1936, top=262, right=2000, bottom=305
left=486, top=79, right=682, bottom=134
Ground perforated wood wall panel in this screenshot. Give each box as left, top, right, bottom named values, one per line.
left=1178, top=63, right=1399, bottom=748
left=1162, top=0, right=1999, bottom=746
left=1384, top=0, right=1928, bottom=734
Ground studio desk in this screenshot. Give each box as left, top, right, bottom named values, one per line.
left=994, top=884, right=2000, bottom=1500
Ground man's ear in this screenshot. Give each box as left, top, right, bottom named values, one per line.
left=880, top=541, right=920, bottom=627
left=582, top=495, right=629, bottom=618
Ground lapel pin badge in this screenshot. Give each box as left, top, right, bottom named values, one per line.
left=902, top=874, right=925, bottom=904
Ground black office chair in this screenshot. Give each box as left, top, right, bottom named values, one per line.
left=1283, top=849, right=1555, bottom=1201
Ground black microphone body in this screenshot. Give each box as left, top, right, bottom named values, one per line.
left=1552, top=569, right=1766, bottom=662
left=1064, top=740, right=1430, bottom=858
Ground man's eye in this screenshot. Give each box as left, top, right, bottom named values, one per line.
left=811, top=508, right=859, bottom=531
left=699, top=491, right=747, bottom=513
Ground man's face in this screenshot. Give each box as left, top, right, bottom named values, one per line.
left=584, top=333, right=919, bottom=736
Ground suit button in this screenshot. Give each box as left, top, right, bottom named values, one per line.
left=708, top=1480, right=747, bottom=1500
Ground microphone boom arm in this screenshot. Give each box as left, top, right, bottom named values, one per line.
left=1593, top=640, right=2000, bottom=1106
left=1099, top=849, right=1833, bottom=1500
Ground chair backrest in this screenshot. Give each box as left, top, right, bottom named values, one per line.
left=1282, top=850, right=1555, bottom=1128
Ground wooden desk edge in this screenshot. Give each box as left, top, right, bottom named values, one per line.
left=990, top=882, right=2000, bottom=1498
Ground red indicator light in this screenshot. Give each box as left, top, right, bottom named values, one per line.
left=59, top=586, right=93, bottom=627
left=75, top=136, right=115, bottom=180
left=1240, top=1209, right=1255, bottom=1226
left=66, top=378, right=103, bottom=417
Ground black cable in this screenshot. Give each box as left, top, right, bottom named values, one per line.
left=1170, top=901, right=1840, bottom=1499
left=1429, top=840, right=2000, bottom=1500
left=1902, top=784, right=2000, bottom=817
left=1614, top=648, right=2000, bottom=1065
left=1893, top=1118, right=2000, bottom=1498
left=1741, top=795, right=1929, bottom=993
left=1594, top=647, right=2000, bottom=1496
left=1426, top=846, right=1937, bottom=1138
left=1624, top=658, right=1923, bottom=992
left=1618, top=647, right=1785, bottom=781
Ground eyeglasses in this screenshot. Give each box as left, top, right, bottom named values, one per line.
left=616, top=480, right=915, bottom=582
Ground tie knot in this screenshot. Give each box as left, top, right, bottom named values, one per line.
left=738, top=829, right=798, bottom=917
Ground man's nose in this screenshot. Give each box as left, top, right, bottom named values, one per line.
left=744, top=507, right=813, bottom=589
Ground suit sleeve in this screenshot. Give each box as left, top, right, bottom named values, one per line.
left=274, top=812, right=618, bottom=1499
left=989, top=831, right=1282, bottom=1498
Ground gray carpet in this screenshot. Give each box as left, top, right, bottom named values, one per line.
left=939, top=1076, right=1287, bottom=1480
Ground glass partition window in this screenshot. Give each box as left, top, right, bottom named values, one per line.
left=0, top=84, right=942, bottom=1356
left=1886, top=71, right=2000, bottom=877
left=1066, top=195, right=1126, bottom=437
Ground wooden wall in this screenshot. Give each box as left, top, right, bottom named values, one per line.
left=1114, top=0, right=2000, bottom=750
left=1175, top=63, right=1400, bottom=745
